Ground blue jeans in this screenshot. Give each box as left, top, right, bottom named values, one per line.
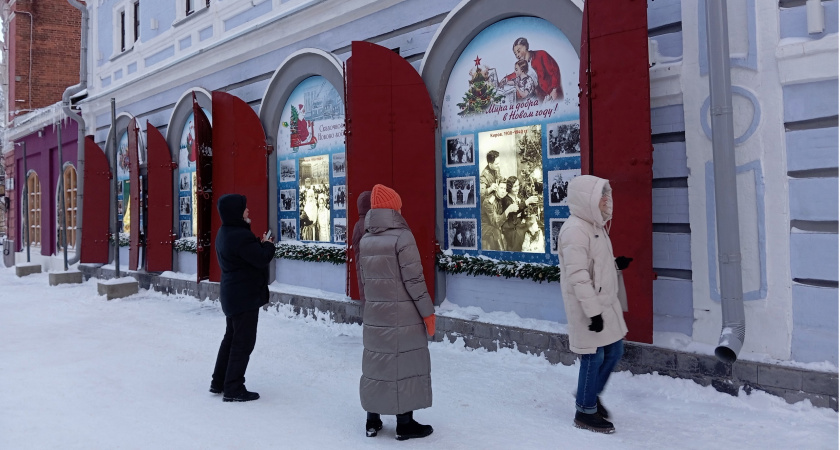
left=575, top=339, right=624, bottom=414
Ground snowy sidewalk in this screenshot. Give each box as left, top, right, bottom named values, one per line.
left=0, top=267, right=836, bottom=449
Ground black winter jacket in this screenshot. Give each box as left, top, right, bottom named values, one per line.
left=215, top=194, right=276, bottom=317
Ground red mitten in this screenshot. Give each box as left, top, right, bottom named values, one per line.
left=423, top=315, right=436, bottom=337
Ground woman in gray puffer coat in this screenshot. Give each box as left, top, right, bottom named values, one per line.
left=358, top=184, right=436, bottom=441
left=558, top=175, right=631, bottom=435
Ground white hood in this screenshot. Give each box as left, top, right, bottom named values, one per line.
left=566, top=175, right=612, bottom=227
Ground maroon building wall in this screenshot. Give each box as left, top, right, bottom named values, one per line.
left=14, top=121, right=79, bottom=255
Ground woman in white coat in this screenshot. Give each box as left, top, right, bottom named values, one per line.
left=558, top=175, right=632, bottom=434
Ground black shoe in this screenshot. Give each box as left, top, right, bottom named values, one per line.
left=395, top=420, right=434, bottom=441
left=365, top=418, right=383, bottom=437
left=209, top=385, right=223, bottom=394
left=574, top=411, right=615, bottom=434
left=223, top=390, right=260, bottom=402
left=596, top=397, right=610, bottom=419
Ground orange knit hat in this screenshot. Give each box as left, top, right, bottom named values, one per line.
left=371, top=184, right=402, bottom=210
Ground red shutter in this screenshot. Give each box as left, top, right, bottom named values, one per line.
left=127, top=118, right=141, bottom=270
left=583, top=1, right=653, bottom=343
left=80, top=136, right=111, bottom=263
left=146, top=122, right=175, bottom=272
left=194, top=94, right=214, bottom=282
left=210, top=91, right=270, bottom=283
left=346, top=41, right=437, bottom=302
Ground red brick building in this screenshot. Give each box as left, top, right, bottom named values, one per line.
left=2, top=0, right=81, bottom=257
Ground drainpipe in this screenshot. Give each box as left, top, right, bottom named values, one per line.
left=62, top=0, right=88, bottom=265
left=705, top=0, right=745, bottom=363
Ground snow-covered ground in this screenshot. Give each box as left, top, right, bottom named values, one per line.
left=1, top=267, right=837, bottom=449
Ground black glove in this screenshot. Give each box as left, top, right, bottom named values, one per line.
left=588, top=314, right=604, bottom=333
left=615, top=256, right=633, bottom=271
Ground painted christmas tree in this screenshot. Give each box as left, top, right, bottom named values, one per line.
left=457, top=56, right=503, bottom=116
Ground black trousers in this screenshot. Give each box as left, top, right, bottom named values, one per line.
left=211, top=308, right=259, bottom=395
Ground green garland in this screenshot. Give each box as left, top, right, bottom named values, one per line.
left=273, top=243, right=346, bottom=265
left=108, top=232, right=130, bottom=248
left=170, top=238, right=559, bottom=283
left=436, top=253, right=560, bottom=284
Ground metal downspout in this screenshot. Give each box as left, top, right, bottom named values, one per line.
left=705, top=0, right=745, bottom=363
left=62, top=0, right=88, bottom=265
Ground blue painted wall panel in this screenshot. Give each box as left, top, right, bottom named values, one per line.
left=179, top=36, right=192, bottom=50
left=654, top=315, right=693, bottom=336
left=793, top=284, right=839, bottom=331
left=652, top=188, right=689, bottom=224
left=224, top=1, right=273, bottom=32
left=780, top=1, right=839, bottom=40
left=445, top=273, right=567, bottom=324
left=792, top=326, right=838, bottom=364
left=786, top=127, right=839, bottom=172
left=141, top=0, right=174, bottom=42
left=650, top=32, right=683, bottom=58
left=653, top=278, right=693, bottom=317
left=199, top=26, right=214, bottom=41
left=653, top=141, right=688, bottom=179
left=789, top=178, right=839, bottom=222
left=652, top=232, right=691, bottom=270
left=144, top=45, right=175, bottom=68
left=783, top=79, right=839, bottom=123
left=647, top=0, right=681, bottom=30
left=790, top=233, right=839, bottom=281
left=97, top=0, right=117, bottom=66
left=651, top=105, right=686, bottom=135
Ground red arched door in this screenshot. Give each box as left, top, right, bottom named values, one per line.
left=346, top=41, right=437, bottom=302
left=80, top=136, right=111, bottom=263
left=146, top=122, right=175, bottom=272
left=209, top=91, right=271, bottom=283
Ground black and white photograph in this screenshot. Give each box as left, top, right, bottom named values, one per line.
left=180, top=220, right=192, bottom=238
left=117, top=200, right=124, bottom=215
left=547, top=120, right=581, bottom=158
left=447, top=219, right=478, bottom=250
left=179, top=173, right=191, bottom=192
left=332, top=152, right=346, bottom=178
left=333, top=185, right=347, bottom=210
left=179, top=197, right=192, bottom=215
left=478, top=125, right=544, bottom=252
left=117, top=181, right=124, bottom=196
left=280, top=159, right=297, bottom=182
left=281, top=219, right=297, bottom=241
left=547, top=169, right=580, bottom=206
left=333, top=218, right=347, bottom=243
left=549, top=218, right=566, bottom=254
left=445, top=134, right=475, bottom=167
left=446, top=176, right=476, bottom=208
left=298, top=155, right=331, bottom=242
left=279, top=189, right=296, bottom=212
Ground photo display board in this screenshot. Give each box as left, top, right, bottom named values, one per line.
left=116, top=131, right=130, bottom=233
left=440, top=16, right=581, bottom=264
left=177, top=109, right=210, bottom=238
left=276, top=75, right=346, bottom=244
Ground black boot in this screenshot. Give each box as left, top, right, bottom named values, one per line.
left=574, top=411, right=615, bottom=434
left=223, top=389, right=260, bottom=402
left=596, top=396, right=610, bottom=419
left=366, top=413, right=383, bottom=437
left=209, top=385, right=223, bottom=394
left=395, top=411, right=433, bottom=441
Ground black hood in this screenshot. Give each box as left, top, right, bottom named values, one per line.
left=217, top=194, right=249, bottom=227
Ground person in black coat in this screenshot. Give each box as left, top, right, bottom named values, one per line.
left=210, top=193, right=275, bottom=402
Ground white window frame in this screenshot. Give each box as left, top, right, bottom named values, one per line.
left=112, top=1, right=139, bottom=57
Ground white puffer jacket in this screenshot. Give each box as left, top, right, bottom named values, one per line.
left=558, top=175, right=628, bottom=354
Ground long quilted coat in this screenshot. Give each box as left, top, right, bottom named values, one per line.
left=358, top=208, right=434, bottom=415
left=558, top=175, right=628, bottom=354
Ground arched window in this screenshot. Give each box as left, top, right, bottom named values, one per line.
left=57, top=165, right=78, bottom=252
left=25, top=171, right=42, bottom=247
